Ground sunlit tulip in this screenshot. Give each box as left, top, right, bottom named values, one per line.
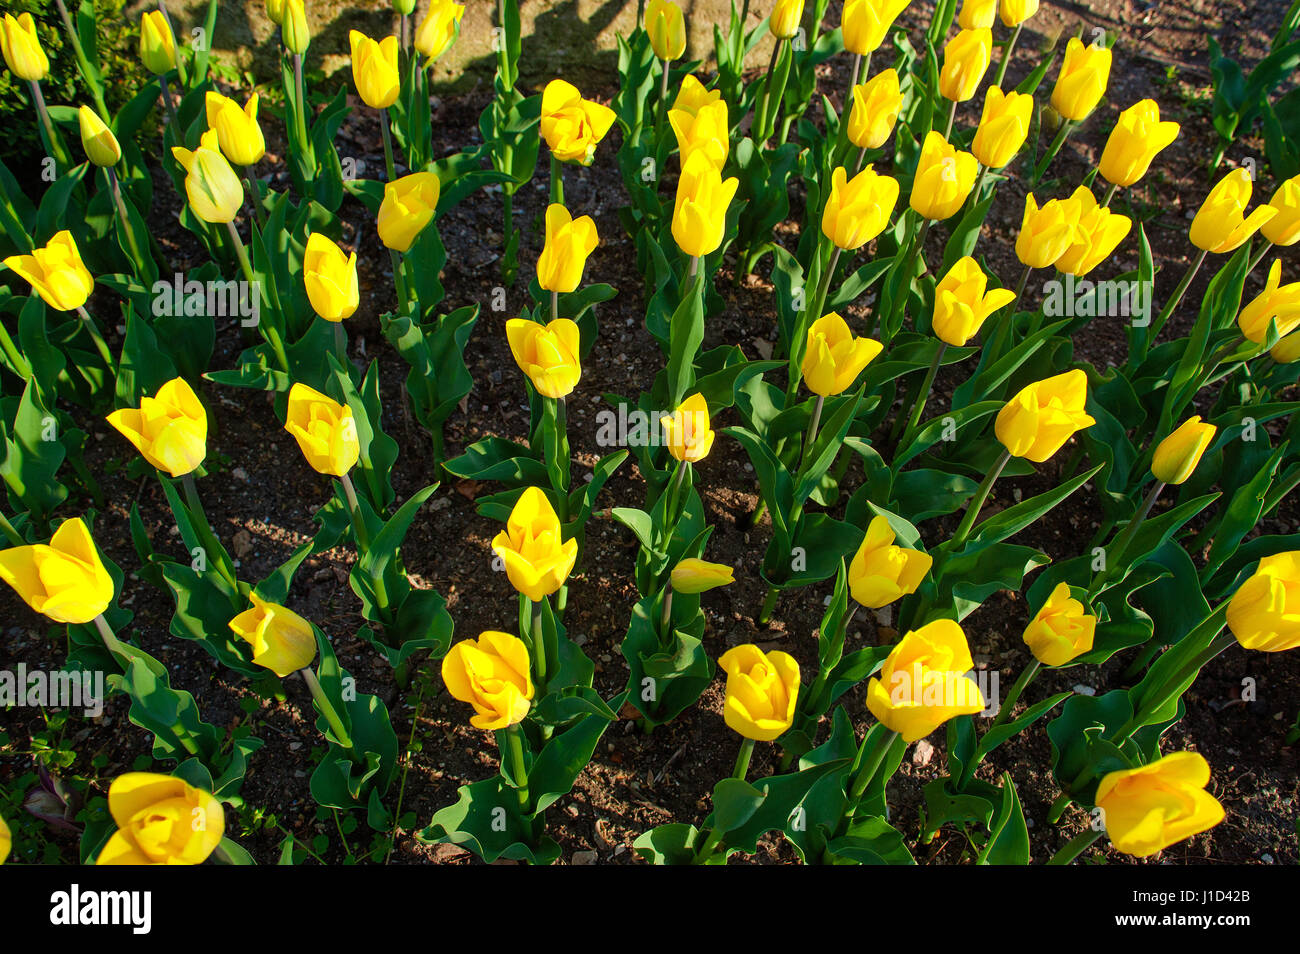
left=718, top=644, right=800, bottom=741
left=958, top=0, right=998, bottom=29
left=1095, top=753, right=1225, bottom=857
left=1015, top=191, right=1079, bottom=269
left=304, top=233, right=359, bottom=322
left=1051, top=38, right=1111, bottom=121
left=1190, top=169, right=1278, bottom=255
left=282, top=0, right=310, bottom=54
left=971, top=86, right=1032, bottom=169
left=229, top=593, right=318, bottom=677
left=284, top=383, right=360, bottom=477
left=841, top=0, right=909, bottom=55
left=538, top=204, right=599, bottom=294
left=672, top=74, right=721, bottom=116
left=671, top=558, right=734, bottom=594
left=1261, top=175, right=1300, bottom=246
left=106, top=377, right=208, bottom=478
left=1022, top=582, right=1095, bottom=666
left=414, top=0, right=465, bottom=61
left=1226, top=552, right=1300, bottom=653
left=932, top=257, right=1017, bottom=345
left=349, top=30, right=400, bottom=109
left=204, top=92, right=266, bottom=167
left=865, top=620, right=985, bottom=742
left=660, top=392, right=715, bottom=462
left=1, top=13, right=48, bottom=81
left=78, top=106, right=121, bottom=167
left=846, top=68, right=901, bottom=150
left=995, top=369, right=1095, bottom=462
left=0, top=518, right=114, bottom=625
left=0, top=813, right=9, bottom=865
left=95, top=773, right=224, bottom=865
left=139, top=11, right=176, bottom=75
left=171, top=129, right=244, bottom=224
left=1272, top=331, right=1300, bottom=364
left=672, top=151, right=740, bottom=258
left=769, top=0, right=805, bottom=40
left=669, top=98, right=729, bottom=170
left=266, top=0, right=286, bottom=26
left=823, top=164, right=899, bottom=249
left=847, top=515, right=932, bottom=608
left=999, top=0, right=1039, bottom=26
left=491, top=486, right=578, bottom=601
left=506, top=317, right=582, bottom=398
left=378, top=171, right=440, bottom=252
left=540, top=79, right=617, bottom=166
left=802, top=312, right=882, bottom=396
left=939, top=28, right=992, bottom=103
left=1237, top=260, right=1300, bottom=343
left=910, top=132, right=978, bottom=221
left=1151, top=416, right=1216, bottom=486
left=1098, top=99, right=1180, bottom=188
left=2, top=230, right=93, bottom=312
left=1055, top=186, right=1131, bottom=277
left=646, top=0, right=686, bottom=60
left=442, top=631, right=534, bottom=729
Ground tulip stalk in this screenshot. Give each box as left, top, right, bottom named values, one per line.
left=845, top=728, right=900, bottom=815
left=1045, top=827, right=1102, bottom=865
left=550, top=154, right=564, bottom=205
left=28, top=80, right=71, bottom=169
left=1030, top=118, right=1075, bottom=187
left=692, top=737, right=756, bottom=861
left=0, top=321, right=29, bottom=380
left=898, top=342, right=946, bottom=448
left=949, top=448, right=1011, bottom=550
left=800, top=395, right=825, bottom=467
left=181, top=473, right=241, bottom=594
left=505, top=724, right=531, bottom=811
left=224, top=221, right=289, bottom=372
left=301, top=667, right=356, bottom=753
left=293, top=53, right=311, bottom=154
left=73, top=306, right=115, bottom=368
left=51, top=0, right=110, bottom=119
left=1246, top=241, right=1272, bottom=277
left=1148, top=248, right=1207, bottom=342
left=105, top=166, right=147, bottom=270
left=942, top=99, right=958, bottom=140
left=1087, top=480, right=1164, bottom=599
left=388, top=249, right=411, bottom=317
left=93, top=613, right=131, bottom=665
left=991, top=21, right=1023, bottom=90
left=985, top=264, right=1031, bottom=362
left=158, top=76, right=182, bottom=136
left=242, top=166, right=267, bottom=231
left=1099, top=180, right=1119, bottom=208
left=379, top=109, right=398, bottom=182
left=957, top=659, right=1040, bottom=789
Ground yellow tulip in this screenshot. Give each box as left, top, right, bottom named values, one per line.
left=802, top=311, right=882, bottom=396
left=378, top=171, right=440, bottom=252
left=1098, top=99, right=1180, bottom=188
left=848, top=515, right=932, bottom=609
left=1054, top=186, right=1131, bottom=277
left=1192, top=169, right=1277, bottom=255
left=672, top=74, right=722, bottom=117
left=1095, top=753, right=1225, bottom=858
left=139, top=10, right=176, bottom=75
left=770, top=0, right=805, bottom=40
left=414, top=0, right=465, bottom=61
left=842, top=0, right=909, bottom=55
left=540, top=79, right=617, bottom=166
left=1272, top=331, right=1300, bottom=364
left=910, top=132, right=978, bottom=221
left=2, top=230, right=93, bottom=312
left=865, top=619, right=985, bottom=742
left=96, top=773, right=224, bottom=866
left=932, top=256, right=1017, bottom=345
left=171, top=129, right=245, bottom=224
left=971, top=86, right=1032, bottom=170
left=282, top=0, right=310, bottom=54
left=660, top=392, right=715, bottom=462
left=442, top=631, right=534, bottom=729
left=349, top=31, right=400, bottom=110
left=106, top=377, right=208, bottom=478
left=1227, top=551, right=1300, bottom=653
left=0, top=518, right=114, bottom=625
left=204, top=92, right=266, bottom=167
left=672, top=151, right=740, bottom=258
left=823, top=164, right=899, bottom=249
left=1022, top=582, right=1095, bottom=666
left=1051, top=38, right=1111, bottom=121
left=999, top=0, right=1039, bottom=26
left=228, top=593, right=318, bottom=677
left=506, top=317, right=582, bottom=398
left=995, top=369, right=1095, bottom=462
left=304, top=232, right=359, bottom=322
left=284, top=382, right=360, bottom=477
left=939, top=28, right=992, bottom=103
left=671, top=558, right=735, bottom=594
left=1237, top=260, right=1300, bottom=343
left=846, top=68, right=902, bottom=150
left=537, top=204, right=599, bottom=294
left=669, top=98, right=729, bottom=170
left=718, top=644, right=800, bottom=741
left=958, top=0, right=998, bottom=29
left=266, top=0, right=286, bottom=26
left=646, top=0, right=686, bottom=60
left=1, top=12, right=48, bottom=82
left=0, top=813, right=9, bottom=865
left=1151, top=416, right=1216, bottom=486
left=78, top=106, right=121, bottom=167
left=1261, top=175, right=1300, bottom=246
left=491, top=486, right=578, bottom=601
left=1015, top=191, right=1079, bottom=269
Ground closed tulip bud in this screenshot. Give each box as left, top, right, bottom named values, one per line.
left=171, top=129, right=244, bottom=224
left=646, top=0, right=686, bottom=60
left=1262, top=175, right=1300, bottom=246
left=1055, top=186, right=1131, bottom=277
left=442, top=631, right=534, bottom=729
left=718, top=644, right=800, bottom=741
left=349, top=31, right=400, bottom=109
left=1272, top=331, right=1300, bottom=364
left=995, top=369, right=1095, bottom=462
left=673, top=74, right=722, bottom=116
left=537, top=204, right=599, bottom=294
left=229, top=593, right=318, bottom=677
left=971, top=86, right=1032, bottom=169
left=284, top=383, right=360, bottom=477
left=204, top=92, right=265, bottom=167
left=932, top=257, right=1017, bottom=345
left=540, top=79, right=616, bottom=166
left=282, top=0, right=310, bottom=53
left=95, top=773, right=224, bottom=866
left=842, top=0, right=909, bottom=55
left=0, top=813, right=8, bottom=865
left=1226, top=552, right=1300, bottom=653
left=0, top=518, right=114, bottom=625
left=139, top=10, right=176, bottom=75
left=770, top=0, right=805, bottom=40
left=1191, top=169, right=1277, bottom=254
left=1095, top=753, right=1225, bottom=857
left=660, top=392, right=715, bottom=462
left=672, top=150, right=740, bottom=258
left=106, top=377, right=208, bottom=478
left=959, top=0, right=998, bottom=29
left=1023, top=582, right=1095, bottom=666
left=377, top=171, right=440, bottom=252
left=939, top=28, right=992, bottom=103
left=506, top=317, right=582, bottom=398
left=846, top=68, right=901, bottom=150
left=1237, top=260, right=1300, bottom=343
left=1051, top=38, right=1111, bottom=121
left=669, top=98, right=729, bottom=170
left=999, top=0, right=1039, bottom=26
left=1098, top=99, right=1180, bottom=188
left=802, top=311, right=882, bottom=396
left=848, top=515, right=932, bottom=609
left=2, top=230, right=93, bottom=312
left=866, top=620, right=985, bottom=742
left=491, top=486, right=578, bottom=601
left=266, top=0, right=286, bottom=26
left=77, top=106, right=121, bottom=168
left=1, top=13, right=48, bottom=81
left=414, top=0, right=465, bottom=61
left=303, top=233, right=359, bottom=322
left=1151, top=416, right=1216, bottom=486
left=1015, top=191, right=1079, bottom=269
left=910, top=132, right=978, bottom=221
left=671, top=558, right=735, bottom=594
left=393, top=0, right=417, bottom=14
left=823, top=164, right=899, bottom=249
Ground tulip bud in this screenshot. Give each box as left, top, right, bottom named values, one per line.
left=442, top=631, right=534, bottom=729
left=266, top=0, right=286, bottom=26
left=672, top=151, right=740, bottom=258
left=171, top=129, right=245, bottom=224
left=1150, top=416, right=1216, bottom=486
left=999, top=0, right=1039, bottom=26
left=349, top=30, right=400, bottom=110
left=1, top=12, right=48, bottom=82
left=538, top=204, right=599, bottom=293
left=670, top=558, right=734, bottom=594
left=1054, top=186, right=1131, bottom=277
left=204, top=92, right=266, bottom=167
left=995, top=369, right=1095, bottom=462
left=1098, top=99, right=1180, bottom=188
left=842, top=0, right=908, bottom=55
left=378, top=171, right=441, bottom=252
left=506, top=317, right=582, bottom=398
left=303, top=232, right=360, bottom=322
left=866, top=620, right=985, bottom=742
left=1236, top=260, right=1300, bottom=343
left=1262, top=175, right=1300, bottom=246
left=1022, top=582, right=1095, bottom=666
left=1095, top=753, right=1225, bottom=857
left=0, top=518, right=114, bottom=625
left=1272, top=330, right=1300, bottom=364
left=718, top=644, right=800, bottom=741
left=958, top=0, right=998, bottom=29
left=393, top=0, right=417, bottom=15
left=673, top=74, right=722, bottom=116
left=1051, top=38, right=1111, bottom=121
left=769, top=0, right=805, bottom=40
left=802, top=311, right=882, bottom=396
left=540, top=79, right=617, bottom=166
left=910, top=131, right=978, bottom=222
left=139, top=10, right=177, bottom=75
left=229, top=593, right=318, bottom=677
left=2, top=230, right=93, bottom=312
left=846, top=68, right=901, bottom=150
left=284, top=383, right=360, bottom=477
left=971, top=86, right=1032, bottom=170
left=0, top=813, right=9, bottom=865
left=282, top=0, right=310, bottom=54
left=823, top=163, right=899, bottom=249
left=646, top=0, right=686, bottom=61
left=95, top=773, right=224, bottom=865
left=77, top=106, right=122, bottom=167
left=106, top=377, right=208, bottom=478
left=939, top=28, right=992, bottom=103
left=847, top=515, right=932, bottom=608
left=414, top=0, right=465, bottom=61
left=1190, top=169, right=1278, bottom=255
left=668, top=98, right=729, bottom=170
left=490, top=487, right=578, bottom=601
left=931, top=257, right=1017, bottom=346
left=1015, top=191, right=1079, bottom=269
left=1227, top=551, right=1300, bottom=653
left=660, top=392, right=715, bottom=462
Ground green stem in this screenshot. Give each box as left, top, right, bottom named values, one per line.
left=53, top=0, right=110, bottom=118
left=1149, top=248, right=1207, bottom=342
left=159, top=76, right=182, bottom=138
left=1046, top=827, right=1102, bottom=865
left=1088, top=481, right=1164, bottom=599
left=959, top=659, right=1039, bottom=789
left=0, top=318, right=29, bottom=379
left=29, top=80, right=71, bottom=168
left=74, top=306, right=115, bottom=368
left=530, top=597, right=548, bottom=686
left=224, top=221, right=289, bottom=372
left=899, top=342, right=946, bottom=448
left=293, top=53, right=310, bottom=156
left=846, top=728, right=899, bottom=808
left=799, top=394, right=825, bottom=468
left=942, top=98, right=957, bottom=140
left=693, top=737, right=757, bottom=861
left=550, top=153, right=564, bottom=204
left=1032, top=119, right=1074, bottom=186
left=758, top=584, right=780, bottom=625
left=333, top=321, right=348, bottom=365
left=107, top=166, right=147, bottom=271
left=991, top=21, right=1022, bottom=89
left=1100, top=180, right=1119, bottom=208
left=93, top=613, right=130, bottom=665
left=949, top=448, right=1011, bottom=549
left=380, top=108, right=397, bottom=181
left=302, top=667, right=355, bottom=752
left=1246, top=242, right=1271, bottom=277
left=506, top=724, right=531, bottom=812
left=181, top=473, right=240, bottom=592
left=389, top=249, right=411, bottom=317
left=659, top=585, right=674, bottom=640
left=986, top=264, right=1032, bottom=362
left=339, top=472, right=372, bottom=552
left=0, top=510, right=23, bottom=546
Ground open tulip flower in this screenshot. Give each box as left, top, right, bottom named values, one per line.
left=1237, top=260, right=1300, bottom=343
left=540, top=79, right=617, bottom=166
left=1023, top=582, right=1096, bottom=666
left=823, top=164, right=899, bottom=249
left=1094, top=753, right=1225, bottom=857
left=1054, top=186, right=1131, bottom=277
left=1227, top=552, right=1300, bottom=653
left=284, top=383, right=361, bottom=478
left=2, top=230, right=93, bottom=312
left=672, top=74, right=722, bottom=116
left=718, top=644, right=800, bottom=741
left=932, top=257, right=1017, bottom=345
left=0, top=518, right=114, bottom=625
left=205, top=92, right=266, bottom=168
left=848, top=515, right=932, bottom=608
left=661, top=392, right=715, bottom=462
left=1015, top=192, right=1080, bottom=270
left=802, top=312, right=882, bottom=396
left=506, top=317, right=582, bottom=398
left=229, top=593, right=318, bottom=677
left=96, top=773, right=225, bottom=866
left=1190, top=168, right=1276, bottom=254
left=866, top=620, right=986, bottom=742
left=442, top=631, right=535, bottom=729
left=172, top=129, right=245, bottom=224
left=995, top=369, right=1095, bottom=462
left=492, top=486, right=579, bottom=602
left=107, top=377, right=208, bottom=478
